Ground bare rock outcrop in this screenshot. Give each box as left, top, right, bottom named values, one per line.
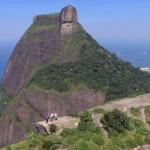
left=22, top=90, right=105, bottom=116
left=0, top=120, right=27, bottom=148
left=34, top=123, right=49, bottom=135
left=60, top=5, right=79, bottom=36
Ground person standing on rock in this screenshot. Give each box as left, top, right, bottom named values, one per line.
left=45, top=114, right=49, bottom=123
left=54, top=112, right=58, bottom=121
left=49, top=112, right=52, bottom=122
left=51, top=112, right=54, bottom=121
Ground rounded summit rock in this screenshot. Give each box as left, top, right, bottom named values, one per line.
left=60, top=5, right=77, bottom=23
left=60, top=5, right=78, bottom=36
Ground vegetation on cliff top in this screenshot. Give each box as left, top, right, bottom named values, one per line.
left=28, top=30, right=150, bottom=100
left=2, top=109, right=150, bottom=150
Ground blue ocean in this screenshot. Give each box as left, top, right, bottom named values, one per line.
left=0, top=41, right=16, bottom=82
left=0, top=39, right=150, bottom=82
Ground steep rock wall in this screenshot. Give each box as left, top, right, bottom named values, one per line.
left=22, top=89, right=105, bottom=116
left=2, top=14, right=61, bottom=96
left=0, top=89, right=104, bottom=148
left=0, top=120, right=27, bottom=148
left=2, top=5, right=81, bottom=96
left=0, top=99, right=41, bottom=148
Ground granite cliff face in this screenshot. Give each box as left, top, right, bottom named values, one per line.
left=2, top=5, right=81, bottom=96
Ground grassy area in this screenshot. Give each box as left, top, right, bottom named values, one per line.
left=29, top=22, right=59, bottom=33
left=130, top=107, right=141, bottom=116
left=145, top=106, right=150, bottom=125
left=92, top=108, right=106, bottom=115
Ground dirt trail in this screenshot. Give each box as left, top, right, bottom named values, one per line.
left=90, top=93, right=150, bottom=111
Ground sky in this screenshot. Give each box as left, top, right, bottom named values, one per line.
left=0, top=0, right=150, bottom=42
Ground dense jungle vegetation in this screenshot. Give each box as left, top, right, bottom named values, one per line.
left=28, top=30, right=150, bottom=100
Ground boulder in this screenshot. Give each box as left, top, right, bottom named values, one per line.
left=60, top=5, right=79, bottom=36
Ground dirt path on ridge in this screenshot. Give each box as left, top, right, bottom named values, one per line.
left=90, top=93, right=150, bottom=112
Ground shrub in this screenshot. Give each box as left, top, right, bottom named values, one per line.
left=111, top=137, right=126, bottom=149
left=51, top=144, right=61, bottom=150
left=87, top=122, right=97, bottom=133
left=87, top=140, right=99, bottom=150
left=100, top=109, right=130, bottom=136
left=77, top=121, right=88, bottom=131
left=28, top=138, right=38, bottom=148
left=49, top=124, right=57, bottom=134
left=130, top=107, right=140, bottom=116
left=79, top=130, right=95, bottom=141
left=145, top=106, right=150, bottom=113
left=75, top=139, right=90, bottom=150
left=80, top=111, right=93, bottom=122
left=132, top=119, right=147, bottom=135
left=146, top=116, right=150, bottom=125
left=145, top=135, right=150, bottom=144
left=63, top=134, right=80, bottom=146
left=26, top=133, right=38, bottom=148
left=91, top=134, right=105, bottom=146
left=50, top=135, right=63, bottom=145
left=145, top=106, right=150, bottom=125
left=42, top=135, right=63, bottom=150
left=42, top=140, right=53, bottom=149
left=125, top=136, right=138, bottom=148
left=62, top=140, right=70, bottom=148
left=61, top=128, right=75, bottom=137
left=103, top=142, right=122, bottom=150
left=6, top=146, right=11, bottom=150
left=134, top=134, right=144, bottom=146
left=26, top=133, right=36, bottom=140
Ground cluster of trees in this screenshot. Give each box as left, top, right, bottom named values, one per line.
left=28, top=30, right=150, bottom=101
left=101, top=109, right=130, bottom=136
